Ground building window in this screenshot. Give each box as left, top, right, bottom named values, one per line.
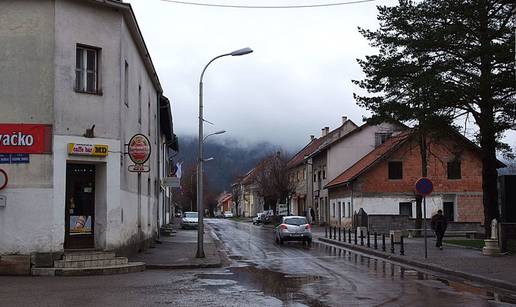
left=338, top=201, right=342, bottom=218
left=332, top=202, right=335, bottom=217
left=76, top=45, right=100, bottom=93
left=447, top=160, right=461, bottom=179
left=347, top=202, right=351, bottom=217
left=314, top=174, right=317, bottom=182
left=138, top=85, right=142, bottom=124
left=399, top=202, right=412, bottom=217
left=388, top=161, right=403, bottom=179
left=322, top=167, right=326, bottom=179
left=443, top=202, right=455, bottom=221
left=375, top=132, right=392, bottom=147
left=124, top=61, right=129, bottom=106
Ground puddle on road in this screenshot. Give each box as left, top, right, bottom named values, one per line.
left=196, top=266, right=327, bottom=307
left=311, top=241, right=516, bottom=305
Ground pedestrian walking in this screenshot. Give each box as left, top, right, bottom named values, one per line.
left=310, top=207, right=316, bottom=225
left=431, top=209, right=448, bottom=250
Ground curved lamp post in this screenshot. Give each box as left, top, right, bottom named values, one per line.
left=197, top=48, right=253, bottom=258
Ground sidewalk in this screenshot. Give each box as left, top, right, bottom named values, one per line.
left=130, top=220, right=223, bottom=269
left=312, top=225, right=516, bottom=292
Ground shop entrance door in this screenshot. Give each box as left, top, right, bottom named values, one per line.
left=65, top=164, right=95, bottom=249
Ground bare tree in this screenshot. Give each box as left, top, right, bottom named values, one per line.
left=253, top=151, right=296, bottom=214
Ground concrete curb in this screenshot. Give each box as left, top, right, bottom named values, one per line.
left=146, top=262, right=222, bottom=270
left=318, top=237, right=516, bottom=293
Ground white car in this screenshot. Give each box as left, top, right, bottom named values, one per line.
left=181, top=211, right=198, bottom=229
left=274, top=216, right=312, bottom=246
left=223, top=211, right=233, bottom=218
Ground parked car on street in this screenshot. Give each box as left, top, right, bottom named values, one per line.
left=274, top=216, right=312, bottom=246
left=223, top=211, right=234, bottom=218
left=253, top=212, right=265, bottom=225
left=181, top=211, right=198, bottom=229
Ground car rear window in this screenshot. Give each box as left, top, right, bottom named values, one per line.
left=284, top=217, right=307, bottom=226
left=185, top=212, right=198, bottom=218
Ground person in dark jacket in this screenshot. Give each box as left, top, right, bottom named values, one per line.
left=431, top=209, right=448, bottom=249
left=310, top=207, right=316, bottom=225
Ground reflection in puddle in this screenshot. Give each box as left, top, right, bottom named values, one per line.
left=196, top=266, right=326, bottom=306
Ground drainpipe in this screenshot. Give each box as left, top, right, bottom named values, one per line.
left=156, top=92, right=161, bottom=241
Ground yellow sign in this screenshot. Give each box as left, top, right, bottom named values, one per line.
left=67, top=143, right=109, bottom=157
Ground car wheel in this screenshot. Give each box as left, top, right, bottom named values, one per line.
left=279, top=237, right=284, bottom=245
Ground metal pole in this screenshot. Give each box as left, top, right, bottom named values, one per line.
left=423, top=196, right=428, bottom=259
left=196, top=79, right=205, bottom=258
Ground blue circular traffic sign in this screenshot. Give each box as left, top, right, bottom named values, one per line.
left=415, top=177, right=433, bottom=196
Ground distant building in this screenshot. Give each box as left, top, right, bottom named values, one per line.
left=0, top=0, right=176, bottom=271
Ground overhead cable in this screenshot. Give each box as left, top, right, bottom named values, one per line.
left=159, top=0, right=376, bottom=9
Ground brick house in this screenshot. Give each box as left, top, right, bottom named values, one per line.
left=216, top=193, right=232, bottom=215
left=325, top=130, right=502, bottom=227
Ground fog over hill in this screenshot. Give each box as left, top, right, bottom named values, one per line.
left=175, top=135, right=297, bottom=194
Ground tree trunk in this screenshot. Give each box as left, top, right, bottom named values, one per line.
left=415, top=130, right=428, bottom=234
left=477, top=0, right=499, bottom=238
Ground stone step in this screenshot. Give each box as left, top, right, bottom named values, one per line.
left=63, top=251, right=116, bottom=261
left=54, top=257, right=128, bottom=269
left=32, top=262, right=145, bottom=276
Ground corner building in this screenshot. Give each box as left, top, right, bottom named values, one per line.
left=0, top=0, right=175, bottom=264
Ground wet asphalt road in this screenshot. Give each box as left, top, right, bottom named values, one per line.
left=207, top=218, right=515, bottom=307
left=0, top=219, right=515, bottom=307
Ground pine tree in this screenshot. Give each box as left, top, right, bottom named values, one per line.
left=354, top=0, right=515, bottom=235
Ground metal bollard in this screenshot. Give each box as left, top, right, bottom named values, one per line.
left=374, top=232, right=378, bottom=250
left=338, top=227, right=342, bottom=241
left=390, top=234, right=395, bottom=254
left=334, top=227, right=337, bottom=240
left=325, top=226, right=328, bottom=238
left=400, top=235, right=405, bottom=256
left=354, top=228, right=358, bottom=245
left=382, top=234, right=386, bottom=252
left=348, top=228, right=352, bottom=243
left=360, top=230, right=364, bottom=246
left=367, top=231, right=370, bottom=248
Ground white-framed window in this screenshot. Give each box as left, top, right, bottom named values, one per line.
left=75, top=45, right=99, bottom=93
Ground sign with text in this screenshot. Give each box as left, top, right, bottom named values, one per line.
left=0, top=124, right=52, bottom=154
left=128, top=134, right=151, bottom=164
left=162, top=177, right=180, bottom=188
left=0, top=154, right=30, bottom=164
left=68, top=143, right=109, bottom=157
left=128, top=164, right=150, bottom=173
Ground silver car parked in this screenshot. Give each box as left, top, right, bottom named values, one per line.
left=274, top=216, right=312, bottom=246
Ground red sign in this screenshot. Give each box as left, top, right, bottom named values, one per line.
left=128, top=134, right=151, bottom=164
left=0, top=124, right=52, bottom=154
left=0, top=169, right=7, bottom=190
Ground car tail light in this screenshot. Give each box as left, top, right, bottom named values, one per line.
left=280, top=224, right=287, bottom=231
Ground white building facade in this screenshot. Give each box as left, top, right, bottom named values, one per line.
left=0, top=0, right=175, bottom=263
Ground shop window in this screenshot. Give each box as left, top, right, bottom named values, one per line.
left=447, top=160, right=461, bottom=179
left=76, top=45, right=100, bottom=94
left=388, top=161, right=403, bottom=179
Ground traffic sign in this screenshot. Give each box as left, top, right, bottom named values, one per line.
left=0, top=169, right=7, bottom=190
left=415, top=177, right=433, bottom=196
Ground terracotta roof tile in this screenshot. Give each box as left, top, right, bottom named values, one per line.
left=325, top=131, right=412, bottom=188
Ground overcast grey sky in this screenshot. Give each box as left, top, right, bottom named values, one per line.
left=127, top=0, right=515, bottom=153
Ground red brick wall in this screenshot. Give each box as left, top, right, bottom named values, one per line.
left=357, top=137, right=483, bottom=194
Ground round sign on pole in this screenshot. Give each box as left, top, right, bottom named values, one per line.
left=415, top=177, right=433, bottom=196
left=128, top=134, right=151, bottom=164
left=0, top=169, right=8, bottom=190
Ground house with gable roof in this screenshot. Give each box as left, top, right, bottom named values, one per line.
left=325, top=129, right=503, bottom=229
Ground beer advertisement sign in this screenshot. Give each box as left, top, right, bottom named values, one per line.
left=128, top=134, right=151, bottom=164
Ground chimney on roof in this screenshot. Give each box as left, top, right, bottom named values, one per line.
left=310, top=135, right=315, bottom=141
left=322, top=127, right=329, bottom=137
left=342, top=116, right=348, bottom=124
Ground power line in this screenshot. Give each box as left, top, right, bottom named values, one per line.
left=159, top=0, right=376, bottom=9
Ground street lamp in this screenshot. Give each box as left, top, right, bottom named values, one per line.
left=197, top=48, right=253, bottom=258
